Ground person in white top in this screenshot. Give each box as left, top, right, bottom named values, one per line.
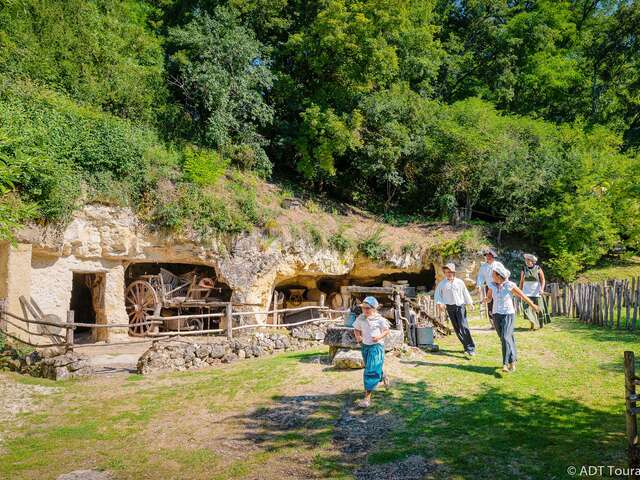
left=475, top=248, right=505, bottom=329
left=435, top=263, right=476, bottom=357
left=485, top=263, right=539, bottom=373
left=353, top=296, right=390, bottom=408
left=518, top=253, right=548, bottom=330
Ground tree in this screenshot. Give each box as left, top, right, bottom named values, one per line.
left=167, top=6, right=274, bottom=175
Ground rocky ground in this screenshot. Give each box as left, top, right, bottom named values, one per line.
left=0, top=376, right=60, bottom=453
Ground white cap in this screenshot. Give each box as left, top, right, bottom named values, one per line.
left=492, top=263, right=510, bottom=279
left=443, top=262, right=456, bottom=272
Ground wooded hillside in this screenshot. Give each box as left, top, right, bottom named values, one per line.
left=1, top=0, right=639, bottom=280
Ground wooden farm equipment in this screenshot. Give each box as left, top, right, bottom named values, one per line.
left=125, top=268, right=227, bottom=336
left=342, top=285, right=452, bottom=346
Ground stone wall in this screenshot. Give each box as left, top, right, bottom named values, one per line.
left=0, top=346, right=93, bottom=380
left=137, top=325, right=329, bottom=374
left=30, top=254, right=129, bottom=339
left=0, top=242, right=33, bottom=341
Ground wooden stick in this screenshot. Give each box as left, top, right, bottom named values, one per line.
left=618, top=283, right=623, bottom=329
left=632, top=284, right=640, bottom=328
left=232, top=305, right=328, bottom=317
left=627, top=285, right=632, bottom=330
left=148, top=312, right=225, bottom=321
left=148, top=328, right=225, bottom=336
left=3, top=311, right=162, bottom=329
left=2, top=317, right=65, bottom=338
left=226, top=303, right=233, bottom=341
left=66, top=311, right=74, bottom=352
left=232, top=317, right=342, bottom=331
left=1, top=329, right=68, bottom=348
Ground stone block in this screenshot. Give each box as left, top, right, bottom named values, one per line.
left=332, top=349, right=364, bottom=369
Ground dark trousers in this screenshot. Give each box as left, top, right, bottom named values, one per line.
left=445, top=305, right=475, bottom=353
left=483, top=287, right=495, bottom=328
left=494, top=313, right=517, bottom=364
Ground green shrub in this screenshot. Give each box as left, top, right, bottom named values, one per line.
left=328, top=231, right=353, bottom=254
left=0, top=80, right=180, bottom=222
left=305, top=222, right=325, bottom=248
left=401, top=242, right=418, bottom=256
left=182, top=146, right=228, bottom=187
left=0, top=0, right=168, bottom=123
left=358, top=227, right=389, bottom=261
left=546, top=248, right=583, bottom=282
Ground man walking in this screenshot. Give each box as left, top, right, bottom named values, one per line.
left=476, top=248, right=504, bottom=329
left=435, top=263, right=476, bottom=358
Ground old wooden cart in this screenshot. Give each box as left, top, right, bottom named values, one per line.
left=125, top=268, right=228, bottom=335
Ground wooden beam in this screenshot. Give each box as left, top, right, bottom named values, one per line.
left=345, top=286, right=396, bottom=294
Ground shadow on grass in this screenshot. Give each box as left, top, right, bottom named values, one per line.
left=232, top=378, right=624, bottom=479
left=551, top=317, right=640, bottom=343
left=399, top=359, right=499, bottom=377
left=430, top=349, right=467, bottom=359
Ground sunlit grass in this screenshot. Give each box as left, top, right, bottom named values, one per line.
left=0, top=318, right=636, bottom=479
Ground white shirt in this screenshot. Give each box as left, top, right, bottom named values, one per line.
left=353, top=313, right=390, bottom=345
left=476, top=260, right=505, bottom=288
left=488, top=281, right=517, bottom=315
left=522, top=281, right=541, bottom=297
left=434, top=278, right=473, bottom=306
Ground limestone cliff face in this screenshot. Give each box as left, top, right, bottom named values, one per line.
left=13, top=204, right=481, bottom=334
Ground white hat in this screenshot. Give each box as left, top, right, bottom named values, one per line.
left=524, top=253, right=538, bottom=263
left=443, top=262, right=456, bottom=272
left=492, top=263, right=510, bottom=279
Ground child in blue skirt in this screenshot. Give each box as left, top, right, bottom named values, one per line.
left=353, top=296, right=390, bottom=407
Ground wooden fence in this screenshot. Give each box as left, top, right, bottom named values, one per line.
left=0, top=296, right=344, bottom=351
left=548, top=278, right=640, bottom=329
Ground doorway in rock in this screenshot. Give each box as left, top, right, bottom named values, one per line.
left=69, top=272, right=106, bottom=344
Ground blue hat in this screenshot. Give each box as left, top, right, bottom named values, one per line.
left=360, top=296, right=379, bottom=309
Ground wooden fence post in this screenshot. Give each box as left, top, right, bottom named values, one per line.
left=393, top=292, right=404, bottom=336
left=618, top=283, right=623, bottom=329
left=66, top=310, right=75, bottom=352
left=0, top=299, right=6, bottom=335
left=625, top=351, right=640, bottom=478
left=226, top=303, right=233, bottom=340
left=632, top=277, right=640, bottom=334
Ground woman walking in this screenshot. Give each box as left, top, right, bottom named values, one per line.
left=518, top=253, right=548, bottom=330
left=485, top=264, right=539, bottom=373
left=353, top=296, right=390, bottom=407
left=476, top=248, right=505, bottom=329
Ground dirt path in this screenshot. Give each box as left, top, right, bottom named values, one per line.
left=228, top=353, right=435, bottom=479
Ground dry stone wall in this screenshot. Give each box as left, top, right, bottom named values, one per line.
left=137, top=325, right=329, bottom=374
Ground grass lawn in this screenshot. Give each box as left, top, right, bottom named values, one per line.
left=0, top=316, right=636, bottom=479
left=578, top=256, right=640, bottom=282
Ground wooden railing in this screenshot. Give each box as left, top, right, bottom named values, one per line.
left=0, top=296, right=346, bottom=350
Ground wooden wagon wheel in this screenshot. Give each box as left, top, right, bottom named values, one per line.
left=186, top=317, right=204, bottom=331
left=126, top=280, right=160, bottom=336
